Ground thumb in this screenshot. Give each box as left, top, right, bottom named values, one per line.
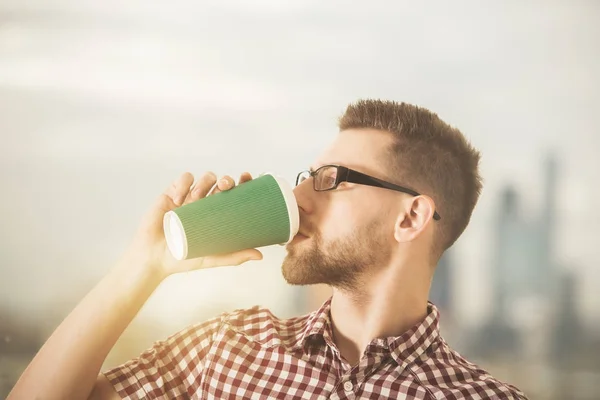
left=205, top=249, right=264, bottom=268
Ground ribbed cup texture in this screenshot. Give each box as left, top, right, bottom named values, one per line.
left=173, top=174, right=291, bottom=259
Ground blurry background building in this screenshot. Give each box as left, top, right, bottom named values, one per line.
left=1, top=1, right=599, bottom=399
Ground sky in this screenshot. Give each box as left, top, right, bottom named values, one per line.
left=0, top=0, right=599, bottom=330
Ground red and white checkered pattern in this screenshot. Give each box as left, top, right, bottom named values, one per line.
left=104, top=299, right=528, bottom=399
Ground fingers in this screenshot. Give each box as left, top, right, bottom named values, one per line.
left=210, top=172, right=253, bottom=195
left=185, top=172, right=217, bottom=204
left=210, top=175, right=235, bottom=195
left=168, top=172, right=194, bottom=207
left=170, top=171, right=254, bottom=208
left=238, top=172, right=253, bottom=185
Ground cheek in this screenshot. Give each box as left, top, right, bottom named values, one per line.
left=319, top=203, right=362, bottom=240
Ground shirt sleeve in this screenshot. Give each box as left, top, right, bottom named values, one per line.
left=103, top=314, right=223, bottom=399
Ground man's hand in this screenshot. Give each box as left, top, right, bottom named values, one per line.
left=122, top=171, right=264, bottom=280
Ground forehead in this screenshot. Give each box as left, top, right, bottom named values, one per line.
left=313, top=128, right=395, bottom=177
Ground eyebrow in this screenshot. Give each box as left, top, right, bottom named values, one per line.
left=311, top=163, right=380, bottom=177
left=308, top=163, right=325, bottom=173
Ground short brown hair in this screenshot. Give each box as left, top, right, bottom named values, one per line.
left=338, top=99, right=483, bottom=256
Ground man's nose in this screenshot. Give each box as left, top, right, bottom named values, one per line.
left=293, top=178, right=314, bottom=215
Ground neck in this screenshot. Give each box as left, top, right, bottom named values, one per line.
left=328, top=260, right=431, bottom=366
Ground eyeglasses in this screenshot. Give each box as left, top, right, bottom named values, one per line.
left=296, top=164, right=441, bottom=221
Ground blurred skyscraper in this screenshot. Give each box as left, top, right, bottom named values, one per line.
left=496, top=155, right=558, bottom=321
left=466, top=153, right=600, bottom=383
left=470, top=155, right=562, bottom=359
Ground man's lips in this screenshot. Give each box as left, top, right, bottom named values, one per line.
left=292, top=231, right=309, bottom=242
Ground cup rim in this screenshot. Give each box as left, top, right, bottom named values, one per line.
left=163, top=210, right=188, bottom=260
left=261, top=172, right=300, bottom=244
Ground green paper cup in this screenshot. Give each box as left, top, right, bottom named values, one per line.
left=163, top=173, right=299, bottom=260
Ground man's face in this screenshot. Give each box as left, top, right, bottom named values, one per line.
left=282, top=129, right=399, bottom=290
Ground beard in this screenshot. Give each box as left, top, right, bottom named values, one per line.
left=281, top=219, right=392, bottom=292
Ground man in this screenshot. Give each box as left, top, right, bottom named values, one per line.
left=9, top=100, right=528, bottom=399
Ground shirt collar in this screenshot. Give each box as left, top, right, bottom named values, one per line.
left=293, top=297, right=441, bottom=366
left=385, top=302, right=441, bottom=366
left=292, top=297, right=335, bottom=352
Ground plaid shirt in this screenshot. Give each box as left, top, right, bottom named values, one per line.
left=105, top=298, right=528, bottom=399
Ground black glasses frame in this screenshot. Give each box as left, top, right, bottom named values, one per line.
left=296, top=164, right=441, bottom=221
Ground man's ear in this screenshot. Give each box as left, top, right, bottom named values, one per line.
left=393, top=195, right=436, bottom=243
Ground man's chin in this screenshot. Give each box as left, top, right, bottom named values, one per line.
left=282, top=275, right=323, bottom=286
left=281, top=256, right=312, bottom=286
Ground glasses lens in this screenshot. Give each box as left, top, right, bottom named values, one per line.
left=314, top=165, right=338, bottom=190
left=296, top=170, right=310, bottom=186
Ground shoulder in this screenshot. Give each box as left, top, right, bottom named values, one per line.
left=217, top=305, right=313, bottom=349
left=411, top=338, right=529, bottom=400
